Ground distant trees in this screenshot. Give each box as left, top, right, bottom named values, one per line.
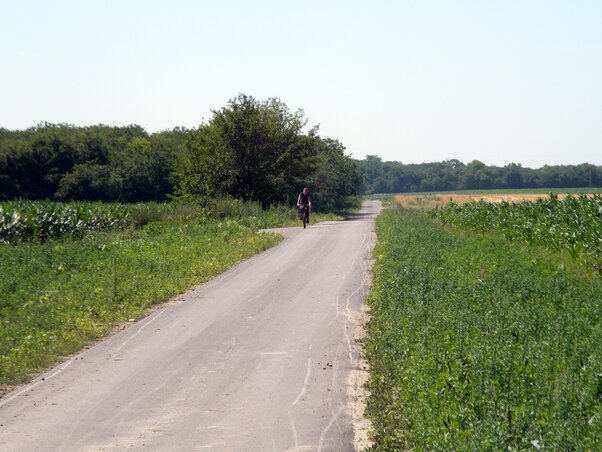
left=173, top=94, right=362, bottom=209
left=0, top=95, right=362, bottom=210
left=0, top=123, right=186, bottom=202
left=356, top=158, right=602, bottom=194
left=3, top=97, right=599, bottom=205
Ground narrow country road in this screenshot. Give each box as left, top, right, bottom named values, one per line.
left=0, top=200, right=380, bottom=451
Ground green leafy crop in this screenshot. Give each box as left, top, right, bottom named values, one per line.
left=366, top=206, right=602, bottom=449
left=434, top=194, right=602, bottom=275
left=0, top=201, right=131, bottom=243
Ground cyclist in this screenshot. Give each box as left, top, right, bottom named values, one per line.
left=296, top=187, right=312, bottom=224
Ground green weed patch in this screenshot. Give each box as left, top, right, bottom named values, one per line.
left=0, top=221, right=280, bottom=385
left=365, top=206, right=602, bottom=449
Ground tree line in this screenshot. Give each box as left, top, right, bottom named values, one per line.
left=358, top=156, right=602, bottom=194
left=0, top=94, right=361, bottom=211
left=3, top=95, right=600, bottom=206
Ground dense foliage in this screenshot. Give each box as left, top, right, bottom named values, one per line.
left=434, top=194, right=602, bottom=274
left=0, top=123, right=182, bottom=202
left=358, top=155, right=602, bottom=194
left=1, top=95, right=361, bottom=210
left=172, top=94, right=361, bottom=209
left=366, top=205, right=602, bottom=449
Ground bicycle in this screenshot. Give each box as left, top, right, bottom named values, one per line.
left=297, top=204, right=310, bottom=228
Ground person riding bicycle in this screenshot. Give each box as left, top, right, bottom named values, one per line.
left=296, top=187, right=312, bottom=224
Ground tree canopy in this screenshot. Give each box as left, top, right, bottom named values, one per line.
left=172, top=94, right=361, bottom=209
left=2, top=96, right=599, bottom=206
left=356, top=156, right=602, bottom=194
left=0, top=95, right=363, bottom=210
left=0, top=123, right=183, bottom=202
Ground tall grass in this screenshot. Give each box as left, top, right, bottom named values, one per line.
left=206, top=197, right=342, bottom=229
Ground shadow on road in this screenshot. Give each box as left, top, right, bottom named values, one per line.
left=344, top=211, right=377, bottom=221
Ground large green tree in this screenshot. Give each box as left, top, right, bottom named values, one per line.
left=310, top=138, right=363, bottom=211
left=173, top=94, right=319, bottom=206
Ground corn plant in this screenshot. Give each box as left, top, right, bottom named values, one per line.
left=435, top=194, right=602, bottom=274
left=0, top=201, right=131, bottom=244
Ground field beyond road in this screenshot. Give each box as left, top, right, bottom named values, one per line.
left=395, top=189, right=602, bottom=209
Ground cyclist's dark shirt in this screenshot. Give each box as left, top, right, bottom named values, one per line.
left=298, top=192, right=311, bottom=206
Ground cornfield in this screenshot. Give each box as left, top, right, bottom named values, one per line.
left=0, top=201, right=131, bottom=244
left=434, top=193, right=602, bottom=274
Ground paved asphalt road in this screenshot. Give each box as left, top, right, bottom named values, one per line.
left=0, top=200, right=380, bottom=451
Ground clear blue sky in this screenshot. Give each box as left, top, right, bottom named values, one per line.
left=1, top=0, right=601, bottom=168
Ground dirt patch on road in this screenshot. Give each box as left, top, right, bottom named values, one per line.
left=0, top=385, right=15, bottom=400
left=348, top=304, right=373, bottom=451
left=348, top=253, right=376, bottom=451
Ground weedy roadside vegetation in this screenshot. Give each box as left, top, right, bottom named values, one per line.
left=365, top=200, right=602, bottom=449
left=0, top=199, right=342, bottom=386
left=0, top=199, right=344, bottom=244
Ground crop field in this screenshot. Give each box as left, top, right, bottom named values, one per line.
left=0, top=201, right=131, bottom=243
left=394, top=188, right=602, bottom=210
left=435, top=193, right=602, bottom=274
left=365, top=197, right=602, bottom=449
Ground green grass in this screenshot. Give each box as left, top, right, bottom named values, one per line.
left=0, top=220, right=282, bottom=385
left=0, top=221, right=279, bottom=384
left=365, top=203, right=602, bottom=449
left=0, top=198, right=344, bottom=387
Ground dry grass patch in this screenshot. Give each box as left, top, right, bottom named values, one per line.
left=395, top=193, right=587, bottom=209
